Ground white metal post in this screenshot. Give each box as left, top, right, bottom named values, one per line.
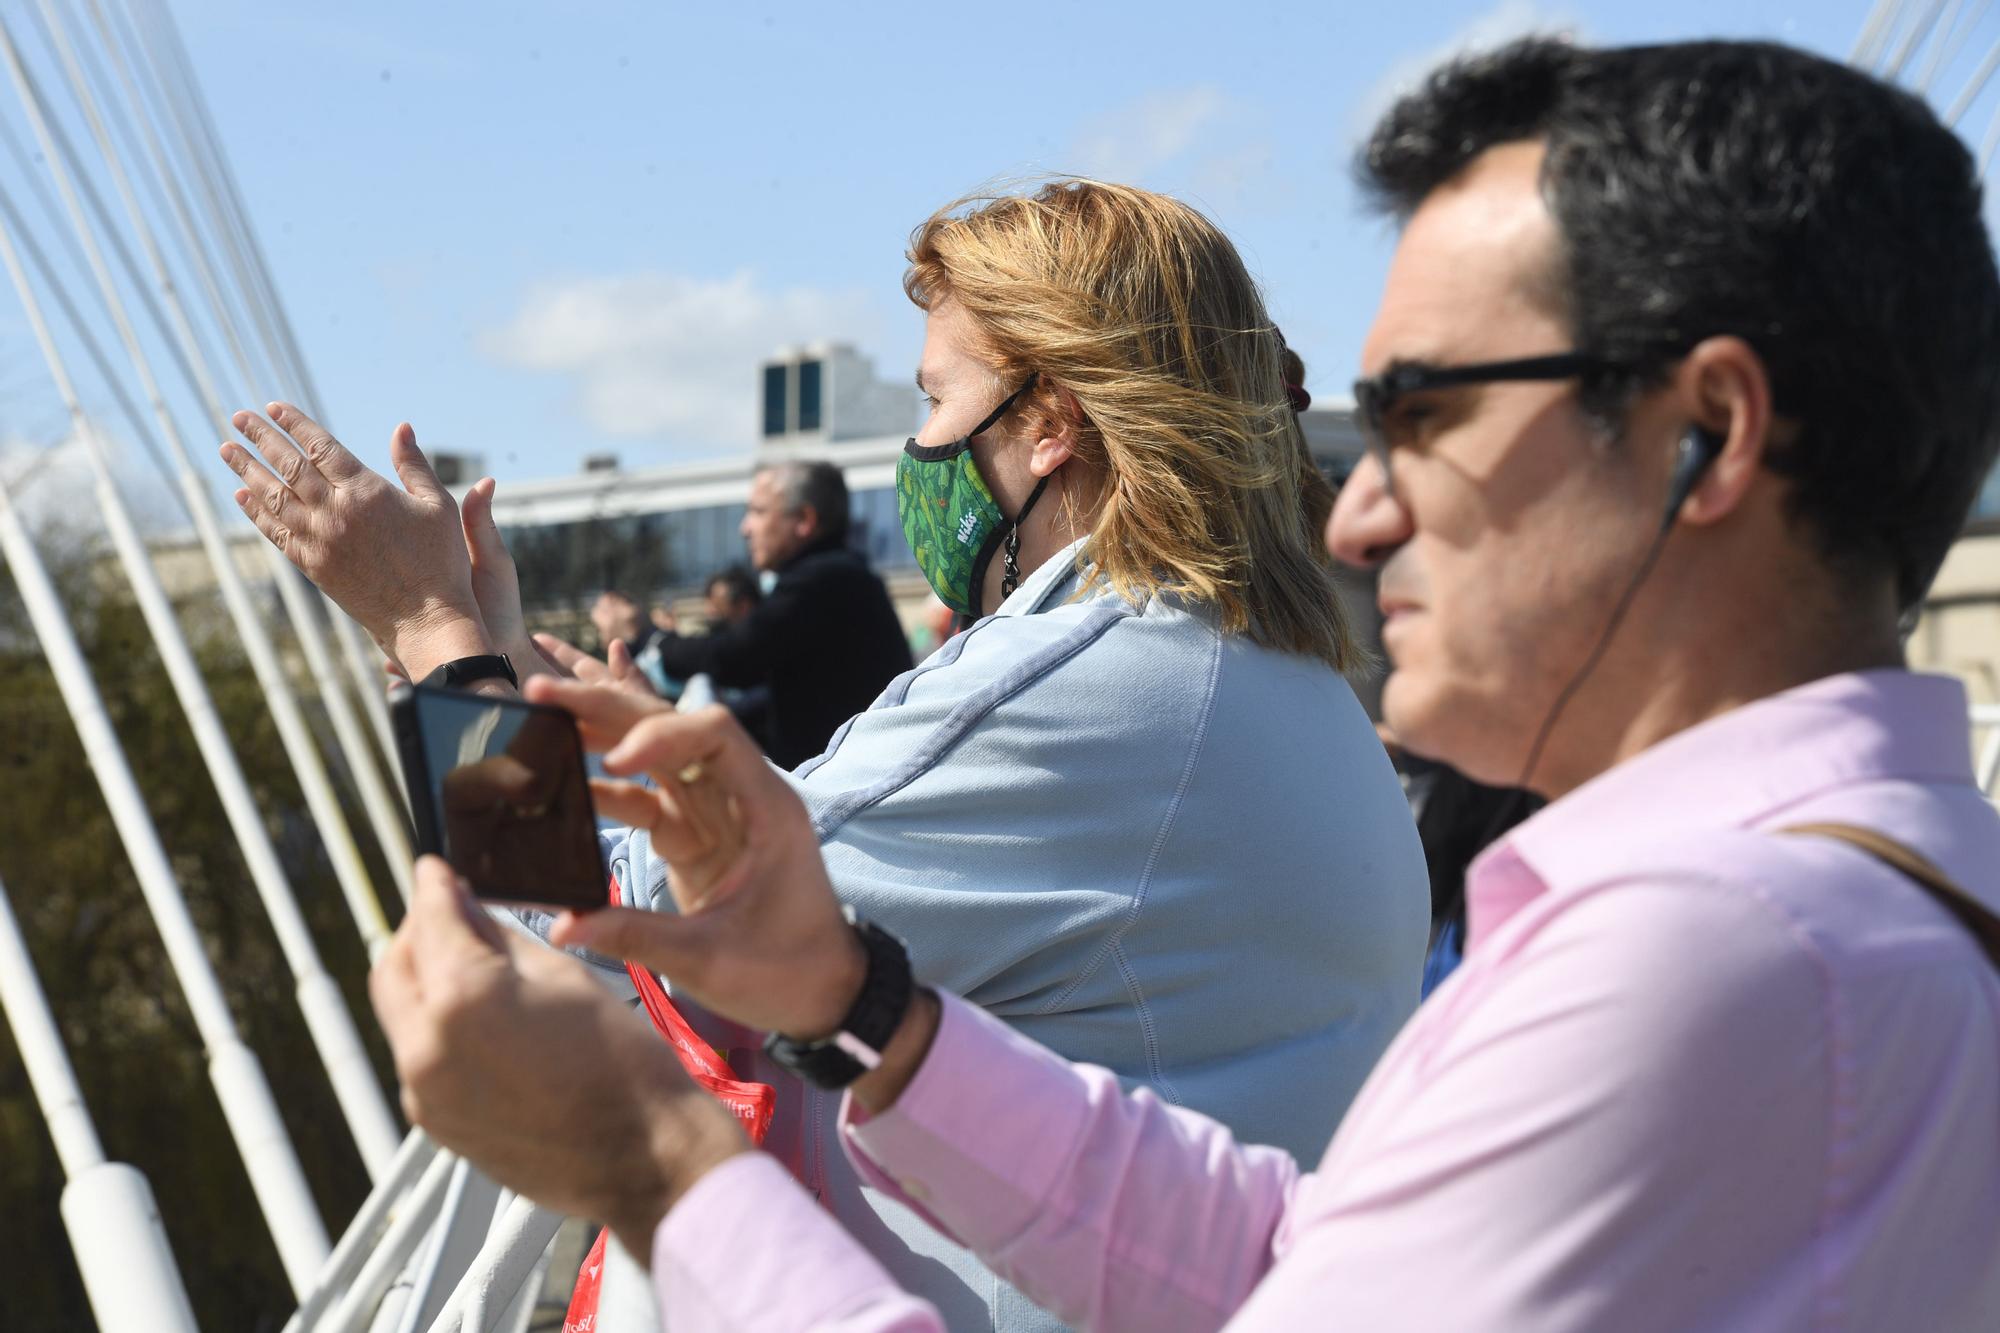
left=284, top=1129, right=440, bottom=1333
left=393, top=1158, right=504, bottom=1333
left=0, top=478, right=330, bottom=1295
left=321, top=1149, right=460, bottom=1333
left=420, top=1197, right=566, bottom=1333
left=0, top=13, right=394, bottom=953
left=0, top=874, right=200, bottom=1332
left=0, top=879, right=102, bottom=1176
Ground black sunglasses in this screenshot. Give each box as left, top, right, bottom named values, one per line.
left=1351, top=352, right=1639, bottom=497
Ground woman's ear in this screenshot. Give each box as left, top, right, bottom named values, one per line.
left=1029, top=386, right=1084, bottom=478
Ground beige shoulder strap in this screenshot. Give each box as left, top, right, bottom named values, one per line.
left=1780, top=822, right=2000, bottom=971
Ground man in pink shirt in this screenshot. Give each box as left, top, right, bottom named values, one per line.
left=369, top=36, right=2000, bottom=1331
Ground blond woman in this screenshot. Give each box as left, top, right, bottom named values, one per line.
left=219, top=179, right=1428, bottom=1331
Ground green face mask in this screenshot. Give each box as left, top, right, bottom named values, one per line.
left=896, top=375, right=1049, bottom=618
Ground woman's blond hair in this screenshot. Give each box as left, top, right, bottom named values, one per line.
left=905, top=178, right=1358, bottom=672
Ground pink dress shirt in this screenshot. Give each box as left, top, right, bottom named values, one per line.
left=653, top=670, right=2000, bottom=1330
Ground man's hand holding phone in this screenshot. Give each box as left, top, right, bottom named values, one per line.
left=370, top=857, right=748, bottom=1258
left=369, top=679, right=943, bottom=1259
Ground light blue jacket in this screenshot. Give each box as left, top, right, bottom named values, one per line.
left=576, top=541, right=1428, bottom=1330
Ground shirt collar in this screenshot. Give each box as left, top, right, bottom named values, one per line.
left=1468, top=669, right=1975, bottom=943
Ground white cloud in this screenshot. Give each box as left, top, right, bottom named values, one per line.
left=0, top=425, right=182, bottom=544
left=1352, top=0, right=1584, bottom=136
left=1071, top=86, right=1235, bottom=182
left=1063, top=86, right=1283, bottom=210
left=480, top=270, right=881, bottom=449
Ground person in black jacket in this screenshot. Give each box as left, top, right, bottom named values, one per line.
left=648, top=460, right=911, bottom=769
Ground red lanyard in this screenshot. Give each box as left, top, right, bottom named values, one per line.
left=564, top=876, right=774, bottom=1330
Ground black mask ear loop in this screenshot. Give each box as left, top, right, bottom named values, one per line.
left=961, top=373, right=1048, bottom=618
left=1000, top=474, right=1053, bottom=599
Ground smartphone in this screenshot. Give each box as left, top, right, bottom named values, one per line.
left=390, top=684, right=607, bottom=911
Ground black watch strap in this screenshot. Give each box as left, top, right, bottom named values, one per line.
left=421, top=653, right=518, bottom=692
left=763, top=909, right=914, bottom=1090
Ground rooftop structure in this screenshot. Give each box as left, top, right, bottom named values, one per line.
left=760, top=342, right=915, bottom=445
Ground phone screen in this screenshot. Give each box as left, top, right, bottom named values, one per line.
left=397, top=686, right=607, bottom=910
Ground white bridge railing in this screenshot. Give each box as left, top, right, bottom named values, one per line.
left=280, top=1131, right=566, bottom=1333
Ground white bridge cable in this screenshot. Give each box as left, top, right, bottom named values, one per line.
left=24, top=0, right=239, bottom=425
left=127, top=0, right=325, bottom=426
left=1918, top=0, right=1989, bottom=92
left=39, top=0, right=367, bottom=746
left=0, top=10, right=400, bottom=952
left=52, top=0, right=242, bottom=384
left=1978, top=91, right=2000, bottom=171
left=101, top=0, right=406, bottom=783
left=0, top=872, right=201, bottom=1332
left=115, top=0, right=293, bottom=404
left=1943, top=33, right=2000, bottom=123
left=329, top=601, right=407, bottom=801
left=121, top=0, right=404, bottom=766
left=0, top=180, right=402, bottom=1178
left=1854, top=0, right=1913, bottom=66
left=69, top=0, right=406, bottom=789
left=0, top=469, right=331, bottom=1295
left=23, top=0, right=417, bottom=905
left=1885, top=0, right=1952, bottom=78
left=8, top=47, right=215, bottom=414
left=0, top=188, right=181, bottom=508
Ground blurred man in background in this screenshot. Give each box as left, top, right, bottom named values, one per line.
left=642, top=461, right=910, bottom=767
left=702, top=564, right=760, bottom=628
left=695, top=564, right=771, bottom=744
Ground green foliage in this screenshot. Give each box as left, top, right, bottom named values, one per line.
left=0, top=522, right=401, bottom=1331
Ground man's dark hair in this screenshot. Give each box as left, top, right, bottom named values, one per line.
left=706, top=564, right=760, bottom=607
left=1361, top=37, right=2000, bottom=608
left=759, top=460, right=851, bottom=544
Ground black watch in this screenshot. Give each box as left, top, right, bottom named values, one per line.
left=763, top=909, right=914, bottom=1090
left=421, top=653, right=518, bottom=692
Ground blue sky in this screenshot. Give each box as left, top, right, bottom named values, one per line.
left=0, top=0, right=1952, bottom=522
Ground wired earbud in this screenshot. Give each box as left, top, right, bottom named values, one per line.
left=1662, top=424, right=1725, bottom=529
left=1517, top=421, right=1726, bottom=790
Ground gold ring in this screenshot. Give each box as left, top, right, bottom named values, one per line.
left=677, top=762, right=706, bottom=785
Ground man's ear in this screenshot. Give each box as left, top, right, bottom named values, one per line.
left=1029, top=387, right=1084, bottom=479
left=1672, top=335, right=1776, bottom=527
left=793, top=503, right=821, bottom=541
